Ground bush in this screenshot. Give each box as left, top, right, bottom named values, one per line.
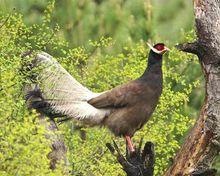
left=0, top=2, right=67, bottom=175
left=0, top=1, right=200, bottom=175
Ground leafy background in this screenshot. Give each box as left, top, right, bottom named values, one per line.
left=0, top=0, right=219, bottom=175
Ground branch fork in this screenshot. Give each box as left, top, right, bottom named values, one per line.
left=106, top=139, right=155, bottom=176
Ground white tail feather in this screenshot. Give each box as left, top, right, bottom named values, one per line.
left=26, top=52, right=110, bottom=125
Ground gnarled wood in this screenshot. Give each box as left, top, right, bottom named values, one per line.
left=165, top=0, right=220, bottom=175
left=106, top=139, right=155, bottom=176
left=39, top=115, right=68, bottom=170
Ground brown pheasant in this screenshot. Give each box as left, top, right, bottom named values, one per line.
left=25, top=43, right=169, bottom=152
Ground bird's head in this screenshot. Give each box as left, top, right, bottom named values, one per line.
left=146, top=43, right=170, bottom=67
left=147, top=43, right=170, bottom=55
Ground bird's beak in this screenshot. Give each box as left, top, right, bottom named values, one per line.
left=160, top=46, right=170, bottom=55
left=164, top=46, right=170, bottom=52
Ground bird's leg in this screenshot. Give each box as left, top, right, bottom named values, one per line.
left=125, top=136, right=135, bottom=152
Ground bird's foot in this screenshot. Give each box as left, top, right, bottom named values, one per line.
left=125, top=136, right=135, bottom=153
left=106, top=138, right=155, bottom=176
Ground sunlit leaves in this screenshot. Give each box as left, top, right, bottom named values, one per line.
left=0, top=3, right=66, bottom=175
left=0, top=2, right=200, bottom=175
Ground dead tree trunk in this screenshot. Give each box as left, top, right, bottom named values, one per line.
left=39, top=115, right=67, bottom=170
left=165, top=0, right=220, bottom=175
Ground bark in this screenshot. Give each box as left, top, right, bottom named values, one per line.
left=107, top=139, right=155, bottom=176
left=38, top=115, right=68, bottom=170
left=165, top=0, right=220, bottom=175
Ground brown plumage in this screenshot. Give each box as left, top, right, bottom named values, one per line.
left=88, top=78, right=161, bottom=137
left=25, top=43, right=169, bottom=152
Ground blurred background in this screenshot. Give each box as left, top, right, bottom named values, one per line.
left=1, top=0, right=219, bottom=175
left=0, top=0, right=194, bottom=50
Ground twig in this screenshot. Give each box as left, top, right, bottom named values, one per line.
left=0, top=14, right=11, bottom=29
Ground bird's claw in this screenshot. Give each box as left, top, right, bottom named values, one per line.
left=106, top=139, right=155, bottom=176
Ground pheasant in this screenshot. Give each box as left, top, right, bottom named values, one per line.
left=25, top=43, right=169, bottom=152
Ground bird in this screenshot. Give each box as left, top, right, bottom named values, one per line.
left=25, top=43, right=169, bottom=152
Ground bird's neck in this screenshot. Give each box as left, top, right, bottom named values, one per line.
left=139, top=51, right=163, bottom=80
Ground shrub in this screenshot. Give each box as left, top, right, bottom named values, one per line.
left=0, top=1, right=200, bottom=175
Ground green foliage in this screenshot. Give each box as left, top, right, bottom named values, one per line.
left=0, top=0, right=194, bottom=51
left=1, top=1, right=218, bottom=176
left=0, top=5, right=66, bottom=176
left=153, top=0, right=194, bottom=42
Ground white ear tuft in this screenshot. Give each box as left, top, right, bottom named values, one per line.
left=147, top=43, right=162, bottom=54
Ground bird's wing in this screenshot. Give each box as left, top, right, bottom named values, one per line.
left=88, top=81, right=144, bottom=108
left=25, top=52, right=110, bottom=125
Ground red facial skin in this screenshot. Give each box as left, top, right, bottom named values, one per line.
left=154, top=43, right=165, bottom=51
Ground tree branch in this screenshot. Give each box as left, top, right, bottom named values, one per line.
left=106, top=139, right=155, bottom=176
left=38, top=115, right=68, bottom=170
left=175, top=41, right=199, bottom=55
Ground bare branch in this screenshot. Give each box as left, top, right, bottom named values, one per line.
left=175, top=41, right=199, bottom=55
left=107, top=140, right=155, bottom=176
